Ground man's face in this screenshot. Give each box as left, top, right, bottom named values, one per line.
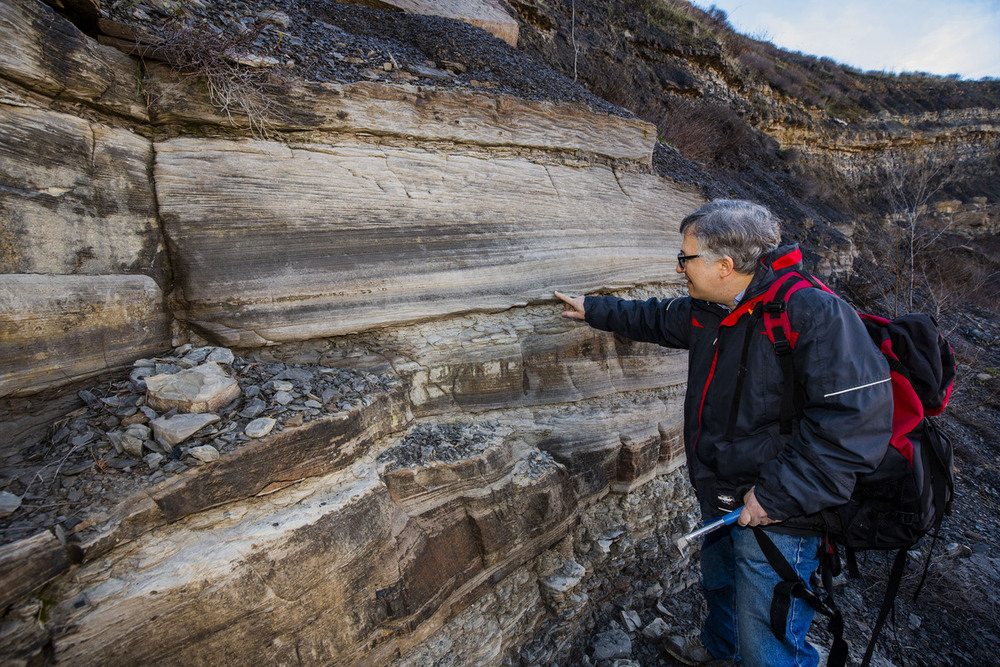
left=677, top=230, right=717, bottom=302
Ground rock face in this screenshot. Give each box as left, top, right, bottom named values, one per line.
left=338, top=0, right=520, bottom=46
left=156, top=135, right=689, bottom=346
left=0, top=1, right=701, bottom=665
left=0, top=275, right=170, bottom=397
left=0, top=0, right=169, bottom=400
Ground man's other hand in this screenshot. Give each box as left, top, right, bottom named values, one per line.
left=554, top=291, right=586, bottom=320
left=739, top=487, right=778, bottom=527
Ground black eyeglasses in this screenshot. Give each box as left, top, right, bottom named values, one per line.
left=677, top=252, right=701, bottom=269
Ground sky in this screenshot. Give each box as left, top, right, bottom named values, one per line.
left=691, top=0, right=1000, bottom=80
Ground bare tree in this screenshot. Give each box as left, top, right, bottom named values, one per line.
left=876, top=152, right=957, bottom=315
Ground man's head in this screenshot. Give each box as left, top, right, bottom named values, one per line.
left=676, top=200, right=781, bottom=306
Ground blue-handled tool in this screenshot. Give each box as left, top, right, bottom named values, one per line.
left=675, top=507, right=743, bottom=552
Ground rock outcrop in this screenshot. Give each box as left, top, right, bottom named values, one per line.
left=338, top=0, right=520, bottom=46
left=0, top=1, right=702, bottom=664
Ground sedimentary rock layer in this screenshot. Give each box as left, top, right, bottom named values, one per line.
left=156, top=137, right=696, bottom=346
left=333, top=0, right=519, bottom=46
left=147, top=73, right=659, bottom=162
left=38, top=391, right=690, bottom=665
left=0, top=0, right=147, bottom=120
left=0, top=105, right=162, bottom=277
left=0, top=275, right=171, bottom=396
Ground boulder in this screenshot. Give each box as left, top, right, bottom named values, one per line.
left=145, top=363, right=242, bottom=414
left=328, top=0, right=518, bottom=46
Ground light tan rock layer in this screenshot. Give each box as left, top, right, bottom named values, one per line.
left=155, top=136, right=698, bottom=346
left=332, top=0, right=519, bottom=46
left=0, top=105, right=163, bottom=277
left=0, top=274, right=171, bottom=397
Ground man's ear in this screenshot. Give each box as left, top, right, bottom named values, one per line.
left=716, top=255, right=735, bottom=278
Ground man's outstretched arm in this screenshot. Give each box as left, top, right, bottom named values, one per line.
left=555, top=291, right=693, bottom=349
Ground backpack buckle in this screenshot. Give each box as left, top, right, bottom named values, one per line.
left=763, top=301, right=787, bottom=314
left=773, top=339, right=792, bottom=355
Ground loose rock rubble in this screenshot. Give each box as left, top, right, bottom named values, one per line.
left=0, top=344, right=397, bottom=546
left=378, top=421, right=559, bottom=481
left=102, top=0, right=625, bottom=116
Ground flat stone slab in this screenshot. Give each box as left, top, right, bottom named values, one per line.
left=145, top=362, right=242, bottom=414
left=150, top=413, right=221, bottom=449
left=337, top=0, right=518, bottom=46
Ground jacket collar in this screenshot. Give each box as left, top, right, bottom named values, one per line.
left=743, top=244, right=803, bottom=302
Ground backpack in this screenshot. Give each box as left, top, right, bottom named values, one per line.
left=751, top=270, right=957, bottom=667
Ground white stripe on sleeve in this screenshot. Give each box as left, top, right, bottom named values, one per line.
left=823, top=377, right=891, bottom=399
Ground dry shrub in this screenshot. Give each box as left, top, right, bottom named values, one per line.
left=654, top=100, right=748, bottom=164
left=736, top=49, right=777, bottom=82
left=587, top=61, right=643, bottom=111
left=918, top=236, right=1000, bottom=316
left=150, top=20, right=284, bottom=137
left=847, top=218, right=999, bottom=322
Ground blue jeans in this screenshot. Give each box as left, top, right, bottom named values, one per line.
left=699, top=524, right=822, bottom=667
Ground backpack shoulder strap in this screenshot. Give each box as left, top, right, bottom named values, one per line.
left=862, top=548, right=910, bottom=667
left=752, top=527, right=849, bottom=667
left=760, top=271, right=826, bottom=434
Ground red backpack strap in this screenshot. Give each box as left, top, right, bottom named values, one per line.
left=761, top=272, right=822, bottom=434
left=761, top=271, right=830, bottom=350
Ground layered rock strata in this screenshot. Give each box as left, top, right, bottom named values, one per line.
left=0, top=1, right=701, bottom=664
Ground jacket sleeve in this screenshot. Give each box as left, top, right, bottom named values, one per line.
left=754, top=291, right=893, bottom=519
left=584, top=295, right=693, bottom=349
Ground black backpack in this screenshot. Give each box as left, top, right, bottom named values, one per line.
left=750, top=270, right=956, bottom=667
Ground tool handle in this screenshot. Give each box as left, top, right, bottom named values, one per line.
left=675, top=507, right=744, bottom=551
left=719, top=506, right=743, bottom=526
left=697, top=507, right=743, bottom=535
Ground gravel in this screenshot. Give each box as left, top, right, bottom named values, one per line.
left=105, top=0, right=628, bottom=117
left=0, top=345, right=398, bottom=546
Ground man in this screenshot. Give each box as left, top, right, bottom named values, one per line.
left=555, top=200, right=892, bottom=666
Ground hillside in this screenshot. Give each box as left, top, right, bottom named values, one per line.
left=1, top=0, right=998, bottom=665
left=514, top=3, right=1000, bottom=665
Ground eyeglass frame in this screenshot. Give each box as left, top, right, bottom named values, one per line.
left=676, top=252, right=701, bottom=269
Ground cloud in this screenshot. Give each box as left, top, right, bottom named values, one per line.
left=903, top=13, right=1000, bottom=78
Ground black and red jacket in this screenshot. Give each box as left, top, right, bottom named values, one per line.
left=584, top=244, right=893, bottom=527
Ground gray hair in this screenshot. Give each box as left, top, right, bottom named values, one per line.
left=679, top=199, right=781, bottom=274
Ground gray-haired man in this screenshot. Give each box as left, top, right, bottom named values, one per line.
left=556, top=200, right=892, bottom=666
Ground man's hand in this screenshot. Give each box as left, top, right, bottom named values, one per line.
left=554, top=291, right=586, bottom=320
left=738, top=486, right=779, bottom=527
